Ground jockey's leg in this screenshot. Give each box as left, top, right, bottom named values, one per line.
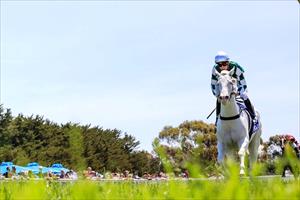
left=244, top=98, right=256, bottom=119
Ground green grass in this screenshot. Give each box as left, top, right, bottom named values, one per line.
left=0, top=148, right=299, bottom=200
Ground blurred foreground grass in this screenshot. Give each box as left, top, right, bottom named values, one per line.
left=0, top=177, right=299, bottom=200
left=1, top=147, right=299, bottom=200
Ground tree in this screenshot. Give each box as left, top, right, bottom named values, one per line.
left=153, top=120, right=217, bottom=176
left=83, top=127, right=139, bottom=172
left=63, top=123, right=86, bottom=171
left=0, top=105, right=13, bottom=146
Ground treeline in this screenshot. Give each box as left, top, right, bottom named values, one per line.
left=1, top=104, right=296, bottom=177
left=0, top=105, right=160, bottom=176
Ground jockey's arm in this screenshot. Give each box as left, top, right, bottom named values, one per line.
left=211, top=66, right=219, bottom=97
left=234, top=63, right=249, bottom=100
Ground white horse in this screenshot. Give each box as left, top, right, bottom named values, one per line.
left=215, top=69, right=262, bottom=175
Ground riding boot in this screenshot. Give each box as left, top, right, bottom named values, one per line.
left=215, top=100, right=220, bottom=126
left=244, top=98, right=256, bottom=120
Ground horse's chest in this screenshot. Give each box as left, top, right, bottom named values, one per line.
left=217, top=121, right=246, bottom=141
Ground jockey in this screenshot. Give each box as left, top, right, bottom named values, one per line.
left=211, top=51, right=257, bottom=124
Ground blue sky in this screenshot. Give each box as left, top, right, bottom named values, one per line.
left=0, top=1, right=299, bottom=152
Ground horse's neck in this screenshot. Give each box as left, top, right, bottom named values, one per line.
left=220, top=96, right=240, bottom=117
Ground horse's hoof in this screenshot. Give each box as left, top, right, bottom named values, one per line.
left=239, top=174, right=246, bottom=178
left=217, top=174, right=225, bottom=180
left=240, top=170, right=245, bottom=176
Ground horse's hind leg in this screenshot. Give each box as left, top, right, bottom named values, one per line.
left=248, top=129, right=262, bottom=173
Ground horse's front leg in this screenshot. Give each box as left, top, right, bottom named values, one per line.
left=238, top=137, right=249, bottom=176
left=216, top=141, right=227, bottom=178
left=217, top=141, right=224, bottom=164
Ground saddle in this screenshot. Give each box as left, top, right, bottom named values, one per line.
left=236, top=97, right=260, bottom=139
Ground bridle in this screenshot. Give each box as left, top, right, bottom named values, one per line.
left=217, top=72, right=240, bottom=121
left=219, top=91, right=241, bottom=121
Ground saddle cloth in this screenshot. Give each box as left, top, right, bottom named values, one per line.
left=236, top=97, right=260, bottom=139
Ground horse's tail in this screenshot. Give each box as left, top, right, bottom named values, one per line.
left=248, top=110, right=262, bottom=166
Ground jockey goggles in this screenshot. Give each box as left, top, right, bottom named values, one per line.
left=217, top=61, right=229, bottom=67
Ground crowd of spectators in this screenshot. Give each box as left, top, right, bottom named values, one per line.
left=0, top=165, right=189, bottom=181
left=82, top=167, right=178, bottom=181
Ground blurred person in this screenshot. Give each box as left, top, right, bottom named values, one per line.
left=28, top=170, right=36, bottom=179
left=45, top=171, right=55, bottom=180
left=84, top=166, right=96, bottom=179
left=37, top=166, right=44, bottom=178
left=68, top=170, right=78, bottom=180
left=59, top=170, right=66, bottom=179
left=280, top=134, right=300, bottom=177
left=11, top=166, right=17, bottom=175
left=11, top=166, right=20, bottom=180
left=3, top=166, right=12, bottom=178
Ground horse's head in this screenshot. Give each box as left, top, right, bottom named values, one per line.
left=214, top=69, right=238, bottom=105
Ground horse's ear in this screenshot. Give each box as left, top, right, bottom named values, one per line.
left=231, top=78, right=238, bottom=94
left=229, top=68, right=235, bottom=76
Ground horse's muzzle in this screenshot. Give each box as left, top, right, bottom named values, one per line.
left=219, top=96, right=230, bottom=100
left=219, top=96, right=230, bottom=105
